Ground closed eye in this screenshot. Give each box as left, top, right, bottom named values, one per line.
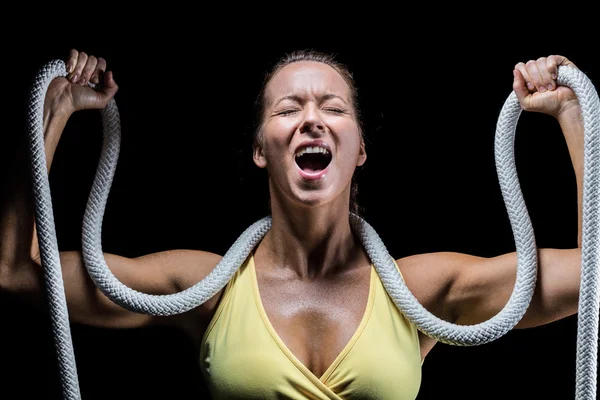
left=325, top=108, right=346, bottom=114
left=277, top=109, right=299, bottom=116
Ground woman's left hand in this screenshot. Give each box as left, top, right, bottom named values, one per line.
left=513, top=55, right=581, bottom=118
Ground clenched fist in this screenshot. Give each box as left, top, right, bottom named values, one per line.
left=513, top=55, right=580, bottom=118
left=44, top=49, right=119, bottom=116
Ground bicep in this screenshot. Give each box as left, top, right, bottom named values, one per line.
left=59, top=251, right=177, bottom=328
left=30, top=249, right=222, bottom=329
left=452, top=248, right=581, bottom=328
left=90, top=249, right=224, bottom=328
left=451, top=251, right=517, bottom=326
left=396, top=247, right=579, bottom=360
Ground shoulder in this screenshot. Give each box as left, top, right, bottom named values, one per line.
left=170, top=249, right=225, bottom=319
left=126, top=248, right=224, bottom=315
left=134, top=249, right=227, bottom=343
left=148, top=249, right=224, bottom=292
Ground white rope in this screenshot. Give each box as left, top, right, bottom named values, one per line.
left=27, top=59, right=599, bottom=399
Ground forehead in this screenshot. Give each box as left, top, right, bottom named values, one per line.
left=265, top=61, right=351, bottom=105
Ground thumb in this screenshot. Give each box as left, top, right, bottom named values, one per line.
left=97, top=70, right=119, bottom=103
left=512, top=69, right=529, bottom=105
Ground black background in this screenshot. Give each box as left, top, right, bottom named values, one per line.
left=2, top=15, right=599, bottom=400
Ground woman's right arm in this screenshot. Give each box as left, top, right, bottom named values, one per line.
left=0, top=49, right=223, bottom=331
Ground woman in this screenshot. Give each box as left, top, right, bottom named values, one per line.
left=1, top=48, right=584, bottom=399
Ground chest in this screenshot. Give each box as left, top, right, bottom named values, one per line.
left=256, top=266, right=372, bottom=379
left=200, top=258, right=423, bottom=399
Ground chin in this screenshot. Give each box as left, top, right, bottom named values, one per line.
left=289, top=185, right=344, bottom=210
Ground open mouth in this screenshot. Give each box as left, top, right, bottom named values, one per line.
left=294, top=146, right=332, bottom=173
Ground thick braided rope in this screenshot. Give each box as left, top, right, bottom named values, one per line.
left=29, top=60, right=598, bottom=399
left=27, top=59, right=81, bottom=399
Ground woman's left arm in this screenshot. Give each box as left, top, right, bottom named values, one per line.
left=400, top=55, right=585, bottom=332
left=453, top=55, right=584, bottom=329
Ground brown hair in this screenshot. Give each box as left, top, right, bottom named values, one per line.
left=253, top=49, right=365, bottom=215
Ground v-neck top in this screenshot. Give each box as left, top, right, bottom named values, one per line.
left=200, top=252, right=422, bottom=399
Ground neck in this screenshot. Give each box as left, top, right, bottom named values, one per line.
left=261, top=189, right=365, bottom=279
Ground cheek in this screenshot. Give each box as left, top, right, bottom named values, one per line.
left=335, top=131, right=362, bottom=161
left=261, top=137, right=290, bottom=168
left=337, top=151, right=360, bottom=172
left=261, top=121, right=298, bottom=161
left=263, top=119, right=294, bottom=144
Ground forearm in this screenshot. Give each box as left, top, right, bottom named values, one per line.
left=42, top=107, right=70, bottom=171
left=557, top=106, right=584, bottom=247
left=0, top=108, right=70, bottom=281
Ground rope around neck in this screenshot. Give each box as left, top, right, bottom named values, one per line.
left=26, top=60, right=599, bottom=400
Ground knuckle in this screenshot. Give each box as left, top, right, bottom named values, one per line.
left=526, top=60, right=536, bottom=67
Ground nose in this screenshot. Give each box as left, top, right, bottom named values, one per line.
left=299, top=104, right=325, bottom=135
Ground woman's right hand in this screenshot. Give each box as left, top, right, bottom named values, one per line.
left=45, top=49, right=119, bottom=116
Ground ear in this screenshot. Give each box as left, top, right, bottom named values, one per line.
left=356, top=140, right=367, bottom=167
left=253, top=143, right=267, bottom=168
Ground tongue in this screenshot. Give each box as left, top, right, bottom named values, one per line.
left=301, top=159, right=323, bottom=173
left=297, top=154, right=326, bottom=173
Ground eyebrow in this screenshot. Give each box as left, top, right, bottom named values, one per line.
left=273, top=93, right=348, bottom=107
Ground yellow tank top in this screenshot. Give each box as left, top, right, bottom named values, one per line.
left=200, top=251, right=422, bottom=399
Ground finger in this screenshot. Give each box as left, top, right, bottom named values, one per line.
left=525, top=59, right=545, bottom=92
left=70, top=52, right=88, bottom=83
left=515, top=62, right=536, bottom=92
left=512, top=69, right=530, bottom=104
left=536, top=57, right=554, bottom=91
left=90, top=57, right=107, bottom=84
left=547, top=55, right=577, bottom=80
left=79, top=55, right=98, bottom=85
left=66, top=49, right=78, bottom=74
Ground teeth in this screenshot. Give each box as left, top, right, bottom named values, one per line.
left=295, top=146, right=330, bottom=158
